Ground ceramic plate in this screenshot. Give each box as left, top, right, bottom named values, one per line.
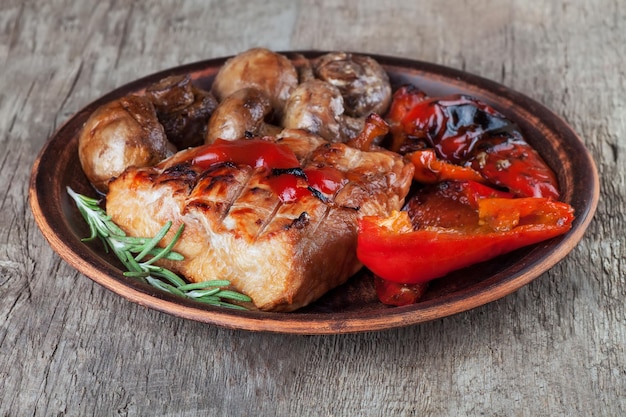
left=29, top=51, right=599, bottom=334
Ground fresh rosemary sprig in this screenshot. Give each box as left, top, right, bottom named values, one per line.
left=67, top=187, right=251, bottom=310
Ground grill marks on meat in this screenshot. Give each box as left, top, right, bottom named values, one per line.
left=106, top=133, right=413, bottom=311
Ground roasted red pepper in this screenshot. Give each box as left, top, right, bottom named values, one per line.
left=364, top=85, right=571, bottom=306
left=394, top=94, right=509, bottom=163
left=408, top=148, right=486, bottom=184
left=386, top=85, right=428, bottom=153
left=357, top=181, right=574, bottom=287
left=465, top=129, right=560, bottom=199
left=373, top=277, right=428, bottom=307
left=404, top=181, right=513, bottom=230
left=385, top=85, right=560, bottom=199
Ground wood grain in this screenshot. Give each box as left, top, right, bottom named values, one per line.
left=1, top=0, right=624, bottom=415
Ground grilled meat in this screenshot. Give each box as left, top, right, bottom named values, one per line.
left=106, top=131, right=413, bottom=311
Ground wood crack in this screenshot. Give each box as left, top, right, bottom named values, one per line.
left=114, top=3, right=134, bottom=69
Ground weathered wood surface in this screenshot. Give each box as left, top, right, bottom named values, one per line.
left=1, top=0, right=624, bottom=415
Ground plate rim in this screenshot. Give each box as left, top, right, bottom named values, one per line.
left=28, top=51, right=600, bottom=334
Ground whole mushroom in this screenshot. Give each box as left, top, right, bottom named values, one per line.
left=206, top=87, right=281, bottom=143
left=281, top=79, right=363, bottom=143
left=145, top=74, right=218, bottom=149
left=211, top=48, right=299, bottom=117
left=313, top=52, right=392, bottom=117
left=78, top=95, right=173, bottom=193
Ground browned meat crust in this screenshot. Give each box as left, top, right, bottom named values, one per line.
left=106, top=132, right=413, bottom=311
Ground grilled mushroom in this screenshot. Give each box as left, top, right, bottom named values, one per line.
left=146, top=74, right=217, bottom=149
left=206, top=87, right=281, bottom=143
left=313, top=52, right=392, bottom=117
left=78, top=95, right=173, bottom=193
left=282, top=79, right=363, bottom=142
left=211, top=48, right=298, bottom=117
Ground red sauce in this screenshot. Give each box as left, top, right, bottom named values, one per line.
left=304, top=167, right=345, bottom=194
left=192, top=138, right=300, bottom=170
left=265, top=174, right=310, bottom=203
left=191, top=138, right=346, bottom=203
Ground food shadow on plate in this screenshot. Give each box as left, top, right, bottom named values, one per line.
left=301, top=245, right=536, bottom=314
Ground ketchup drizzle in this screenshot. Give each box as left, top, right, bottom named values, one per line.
left=191, top=138, right=346, bottom=203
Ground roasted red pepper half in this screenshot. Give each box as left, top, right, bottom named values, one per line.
left=393, top=93, right=510, bottom=163
left=357, top=182, right=574, bottom=286
left=385, top=85, right=560, bottom=199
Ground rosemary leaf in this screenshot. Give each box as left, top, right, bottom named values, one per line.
left=213, top=290, right=253, bottom=302
left=177, top=280, right=232, bottom=291
left=191, top=294, right=248, bottom=309
left=143, top=248, right=185, bottom=262
left=122, top=250, right=144, bottom=273
left=213, top=301, right=250, bottom=310
left=123, top=271, right=150, bottom=278
left=142, top=223, right=185, bottom=266
left=146, top=276, right=187, bottom=298
left=186, top=288, right=222, bottom=298
left=134, top=221, right=173, bottom=262
left=147, top=266, right=187, bottom=288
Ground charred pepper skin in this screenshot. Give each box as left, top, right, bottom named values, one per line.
left=465, top=129, right=560, bottom=200
left=385, top=85, right=560, bottom=199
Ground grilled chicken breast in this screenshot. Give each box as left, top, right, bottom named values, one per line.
left=106, top=130, right=413, bottom=311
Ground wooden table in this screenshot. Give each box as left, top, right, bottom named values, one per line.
left=2, top=0, right=624, bottom=415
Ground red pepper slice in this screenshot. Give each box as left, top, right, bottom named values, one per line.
left=357, top=191, right=574, bottom=285
left=466, top=129, right=560, bottom=199
left=373, top=277, right=428, bottom=306
left=386, top=85, right=429, bottom=152
left=389, top=92, right=509, bottom=162
left=405, top=181, right=513, bottom=227
left=408, top=149, right=486, bottom=184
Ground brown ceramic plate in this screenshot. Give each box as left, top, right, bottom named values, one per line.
left=29, top=51, right=599, bottom=334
